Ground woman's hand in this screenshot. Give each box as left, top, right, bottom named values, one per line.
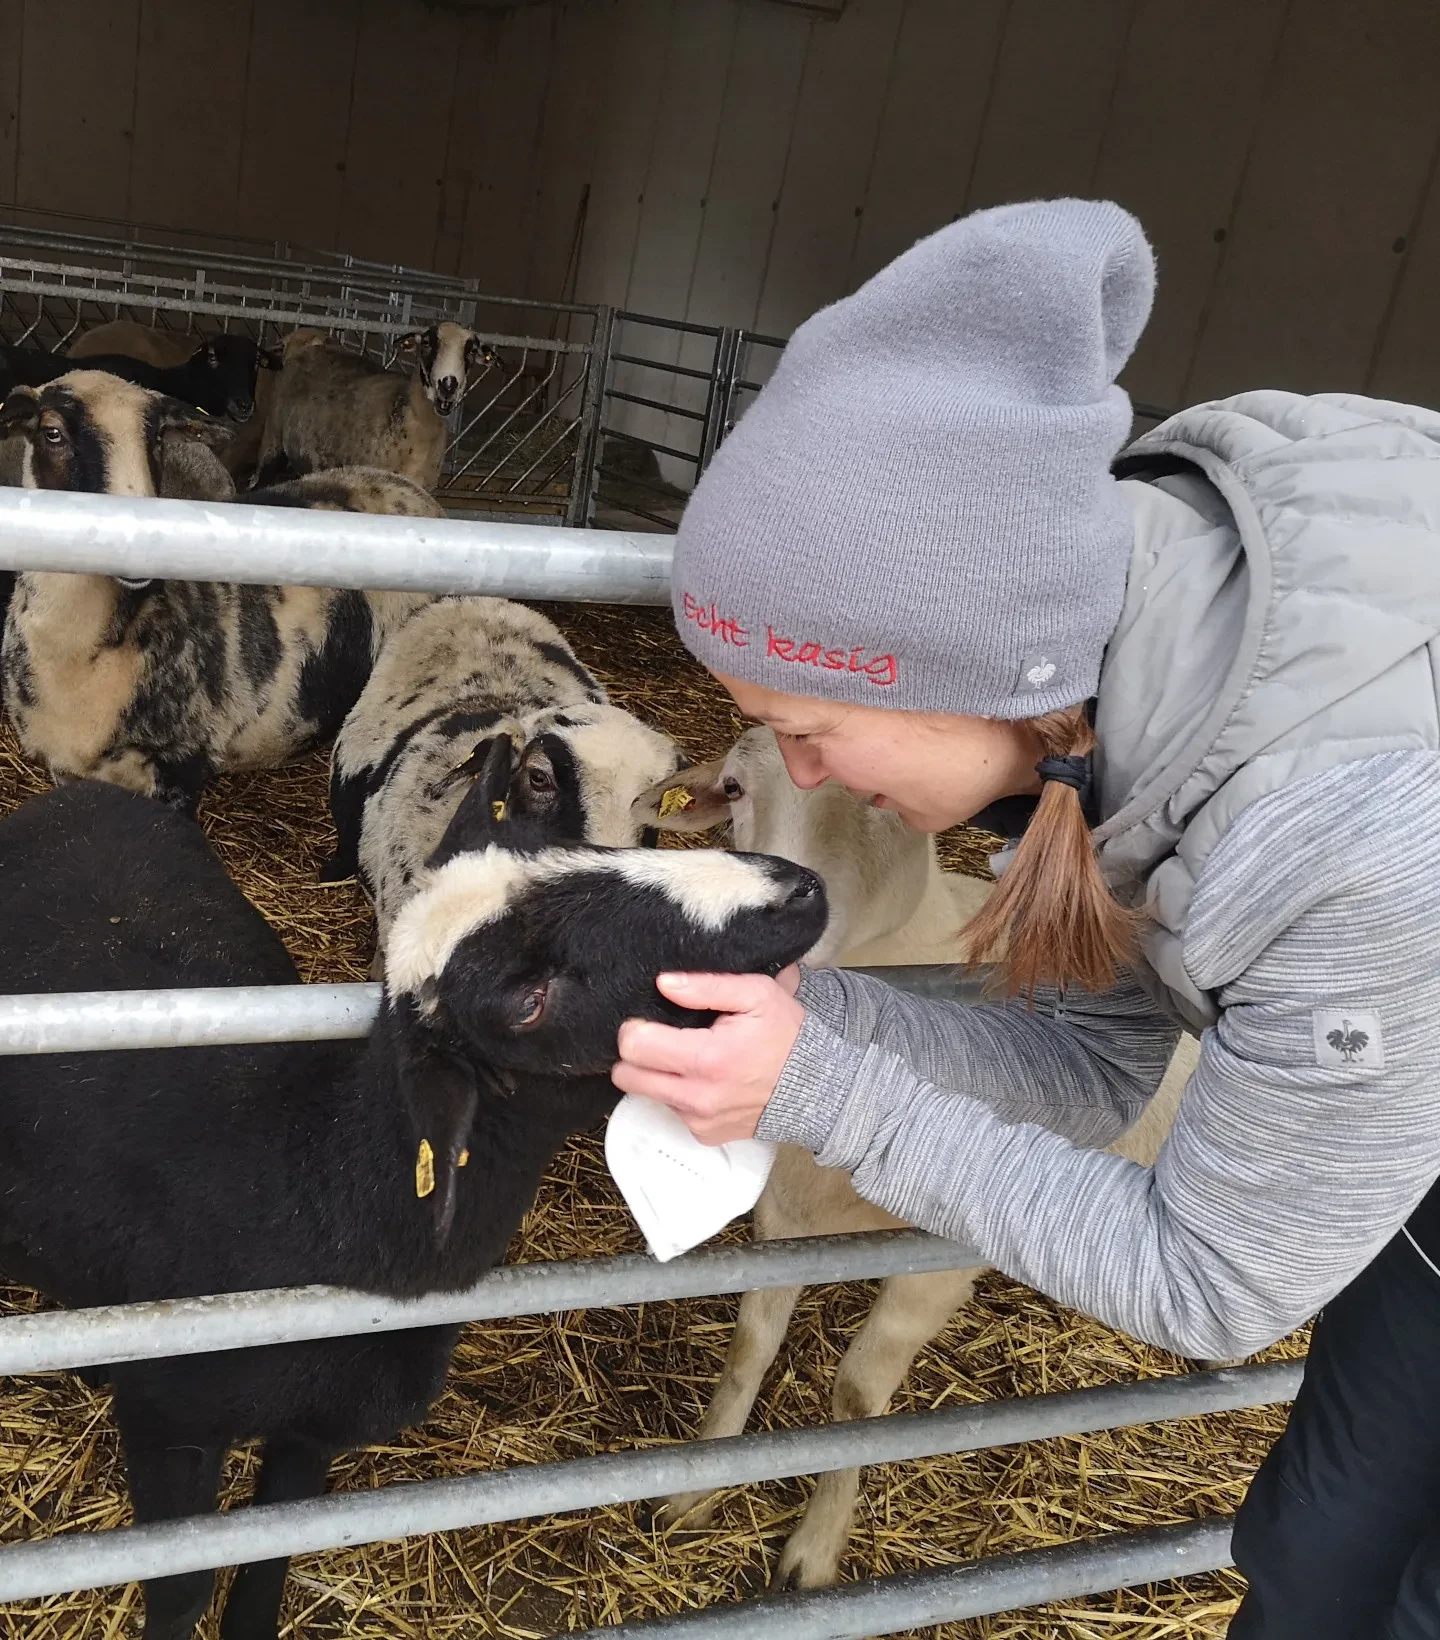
left=612, top=966, right=805, bottom=1144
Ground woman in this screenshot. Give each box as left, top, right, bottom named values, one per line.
left=612, top=199, right=1440, bottom=1638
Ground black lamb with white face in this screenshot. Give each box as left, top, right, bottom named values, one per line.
left=0, top=778, right=825, bottom=1640
left=389, top=840, right=827, bottom=1093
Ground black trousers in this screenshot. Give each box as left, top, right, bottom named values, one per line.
left=1229, top=1222, right=1440, bottom=1638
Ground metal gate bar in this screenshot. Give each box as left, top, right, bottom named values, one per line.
left=0, top=969, right=982, bottom=1059
left=0, top=970, right=989, bottom=1372
left=0, top=983, right=378, bottom=1055
left=0, top=1231, right=981, bottom=1377
left=0, top=488, right=672, bottom=601
left=572, top=1517, right=1237, bottom=1640
left=0, top=1363, right=1299, bottom=1602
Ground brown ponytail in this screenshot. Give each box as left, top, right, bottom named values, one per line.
left=962, top=704, right=1140, bottom=997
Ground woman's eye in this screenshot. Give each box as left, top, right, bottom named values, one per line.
left=526, top=766, right=555, bottom=793
left=515, top=984, right=549, bottom=1028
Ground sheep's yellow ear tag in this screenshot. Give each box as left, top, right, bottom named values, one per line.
left=658, top=786, right=695, bottom=820
left=415, top=1139, right=436, bottom=1199
left=491, top=799, right=507, bottom=822
left=458, top=1149, right=470, bottom=1168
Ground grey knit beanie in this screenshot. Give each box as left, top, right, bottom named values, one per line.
left=671, top=198, right=1155, bottom=718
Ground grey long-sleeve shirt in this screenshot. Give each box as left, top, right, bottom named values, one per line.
left=755, top=750, right=1440, bottom=1361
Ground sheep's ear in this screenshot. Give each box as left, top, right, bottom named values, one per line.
left=427, top=735, right=520, bottom=867
left=158, top=428, right=237, bottom=500
left=378, top=995, right=480, bottom=1247
left=631, top=754, right=730, bottom=833
left=464, top=335, right=498, bottom=374
left=158, top=397, right=235, bottom=451
left=0, top=385, right=40, bottom=437
left=258, top=345, right=283, bottom=372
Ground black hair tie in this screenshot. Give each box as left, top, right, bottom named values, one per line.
left=1035, top=754, right=1090, bottom=793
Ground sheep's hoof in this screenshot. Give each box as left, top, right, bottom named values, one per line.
left=316, top=855, right=356, bottom=885
left=769, top=1544, right=839, bottom=1595
left=647, top=1492, right=718, bottom=1535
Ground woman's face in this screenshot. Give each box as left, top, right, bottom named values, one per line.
left=715, top=673, right=1042, bottom=833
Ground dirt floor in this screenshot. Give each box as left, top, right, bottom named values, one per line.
left=0, top=601, right=1305, bottom=1638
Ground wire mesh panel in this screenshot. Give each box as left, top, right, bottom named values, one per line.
left=0, top=234, right=606, bottom=525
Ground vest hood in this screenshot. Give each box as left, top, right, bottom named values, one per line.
left=1094, top=390, right=1440, bottom=1027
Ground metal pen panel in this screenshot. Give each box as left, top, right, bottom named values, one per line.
left=0, top=1231, right=984, bottom=1377
left=569, top=1518, right=1238, bottom=1640
left=0, top=1363, right=1299, bottom=1601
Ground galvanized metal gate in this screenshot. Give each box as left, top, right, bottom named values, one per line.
left=0, top=221, right=789, bottom=536
left=0, top=231, right=1268, bottom=1635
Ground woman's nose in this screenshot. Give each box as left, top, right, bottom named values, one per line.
left=777, top=737, right=827, bottom=789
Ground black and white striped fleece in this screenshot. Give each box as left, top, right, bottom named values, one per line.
left=756, top=750, right=1440, bottom=1362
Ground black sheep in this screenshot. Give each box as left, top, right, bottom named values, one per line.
left=0, top=777, right=826, bottom=1638
left=0, top=334, right=261, bottom=420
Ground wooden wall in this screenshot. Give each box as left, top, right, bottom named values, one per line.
left=3, top=0, right=1440, bottom=411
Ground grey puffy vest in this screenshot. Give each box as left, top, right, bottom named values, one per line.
left=1094, top=390, right=1440, bottom=1031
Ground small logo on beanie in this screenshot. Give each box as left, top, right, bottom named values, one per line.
left=1017, top=654, right=1060, bottom=693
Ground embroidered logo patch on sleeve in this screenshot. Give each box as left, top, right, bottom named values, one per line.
left=1313, top=1010, right=1384, bottom=1070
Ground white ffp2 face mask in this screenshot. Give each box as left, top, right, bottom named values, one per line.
left=604, top=1094, right=777, bottom=1263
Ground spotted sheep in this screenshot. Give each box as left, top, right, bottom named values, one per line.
left=0, top=775, right=827, bottom=1638
left=0, top=372, right=437, bottom=810
left=254, top=322, right=499, bottom=492
left=637, top=723, right=1208, bottom=1593
left=325, top=595, right=686, bottom=955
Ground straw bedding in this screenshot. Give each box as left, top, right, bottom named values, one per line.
left=0, top=601, right=1305, bottom=1639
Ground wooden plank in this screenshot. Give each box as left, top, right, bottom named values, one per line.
left=1091, top=0, right=1288, bottom=410
left=128, top=0, right=254, bottom=238
left=668, top=2, right=811, bottom=454
left=524, top=0, right=620, bottom=305
left=847, top=0, right=1009, bottom=291
left=15, top=0, right=142, bottom=224
left=0, top=0, right=22, bottom=207
left=1185, top=0, right=1440, bottom=401
left=432, top=10, right=504, bottom=278
left=964, top=0, right=1137, bottom=212
left=1369, top=142, right=1440, bottom=408
left=613, top=0, right=738, bottom=475
left=453, top=2, right=559, bottom=300
left=233, top=0, right=360, bottom=252
left=570, top=0, right=672, bottom=309
left=336, top=0, right=462, bottom=269
left=754, top=0, right=907, bottom=338
left=682, top=0, right=813, bottom=330
left=623, top=0, right=737, bottom=317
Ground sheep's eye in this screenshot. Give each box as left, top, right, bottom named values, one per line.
left=526, top=765, right=556, bottom=793
left=207, top=352, right=219, bottom=369
left=41, top=425, right=64, bottom=447
left=514, top=983, right=549, bottom=1030
left=722, top=776, right=744, bottom=800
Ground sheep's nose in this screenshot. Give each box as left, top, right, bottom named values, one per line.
left=439, top=376, right=458, bottom=395
left=786, top=868, right=824, bottom=901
